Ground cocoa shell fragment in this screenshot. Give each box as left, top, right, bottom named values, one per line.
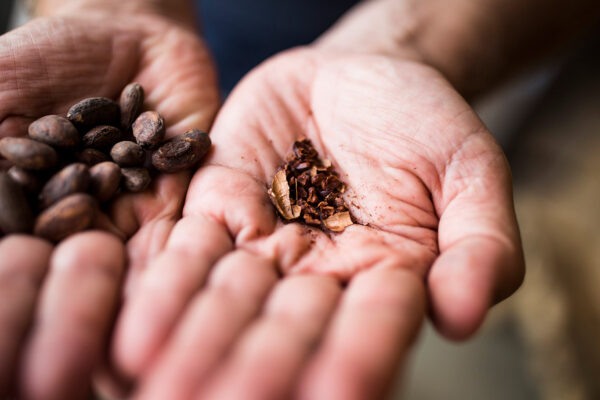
left=268, top=169, right=301, bottom=220
left=323, top=212, right=354, bottom=233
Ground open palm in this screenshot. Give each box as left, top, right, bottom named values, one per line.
left=0, top=12, right=218, bottom=399
left=118, top=48, right=524, bottom=399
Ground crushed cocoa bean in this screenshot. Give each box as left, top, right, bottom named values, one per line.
left=268, top=138, right=354, bottom=233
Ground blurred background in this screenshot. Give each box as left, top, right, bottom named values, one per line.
left=402, top=22, right=600, bottom=400
left=3, top=1, right=599, bottom=399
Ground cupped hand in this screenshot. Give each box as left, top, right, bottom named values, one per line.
left=0, top=11, right=218, bottom=399
left=115, top=48, right=524, bottom=399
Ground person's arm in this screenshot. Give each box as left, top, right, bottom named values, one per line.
left=318, top=0, right=600, bottom=98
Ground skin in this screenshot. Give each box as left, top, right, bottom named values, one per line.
left=0, top=8, right=219, bottom=399
left=6, top=0, right=599, bottom=398
left=122, top=48, right=523, bottom=399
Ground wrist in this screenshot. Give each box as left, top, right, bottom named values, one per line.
left=315, top=0, right=489, bottom=98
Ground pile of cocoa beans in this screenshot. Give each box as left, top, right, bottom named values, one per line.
left=0, top=83, right=211, bottom=242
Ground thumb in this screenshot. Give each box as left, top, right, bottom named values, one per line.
left=428, top=138, right=524, bottom=340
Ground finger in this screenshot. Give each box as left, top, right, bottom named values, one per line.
left=0, top=236, right=53, bottom=396
left=297, top=268, right=426, bottom=400
left=185, top=166, right=278, bottom=244
left=109, top=172, right=190, bottom=296
left=196, top=274, right=341, bottom=400
left=112, top=215, right=232, bottom=381
left=17, top=232, right=125, bottom=400
left=429, top=151, right=524, bottom=340
left=110, top=169, right=189, bottom=238
left=428, top=235, right=524, bottom=339
left=134, top=250, right=279, bottom=400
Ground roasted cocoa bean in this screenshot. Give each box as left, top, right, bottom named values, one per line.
left=28, top=115, right=80, bottom=148
left=151, top=129, right=211, bottom=173
left=76, top=148, right=110, bottom=166
left=0, top=82, right=213, bottom=242
left=0, top=137, right=58, bottom=170
left=132, top=111, right=165, bottom=149
left=269, top=139, right=353, bottom=233
left=67, top=97, right=120, bottom=130
left=89, top=161, right=121, bottom=202
left=120, top=82, right=145, bottom=129
left=39, top=163, right=90, bottom=209
left=82, top=125, right=122, bottom=150
left=0, top=172, right=34, bottom=234
left=34, top=193, right=97, bottom=242
left=7, top=166, right=43, bottom=194
left=121, top=167, right=151, bottom=192
left=110, top=141, right=146, bottom=167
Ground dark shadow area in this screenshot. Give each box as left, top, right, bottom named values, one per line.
left=1, top=0, right=15, bottom=34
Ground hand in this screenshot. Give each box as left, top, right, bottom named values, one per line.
left=113, top=48, right=524, bottom=399
left=0, top=10, right=218, bottom=399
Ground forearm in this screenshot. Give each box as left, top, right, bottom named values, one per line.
left=32, top=0, right=196, bottom=27
left=318, top=0, right=600, bottom=98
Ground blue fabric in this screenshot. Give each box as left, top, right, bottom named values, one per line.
left=197, top=0, right=359, bottom=92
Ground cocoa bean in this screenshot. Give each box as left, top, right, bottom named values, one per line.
left=120, top=83, right=144, bottom=129
left=34, top=193, right=97, bottom=242
left=7, top=166, right=43, bottom=194
left=39, top=163, right=90, bottom=209
left=0, top=82, right=212, bottom=242
left=89, top=161, right=121, bottom=202
left=151, top=129, right=211, bottom=173
left=67, top=97, right=120, bottom=130
left=76, top=148, right=110, bottom=166
left=0, top=172, right=34, bottom=234
left=110, top=141, right=146, bottom=167
left=121, top=168, right=151, bottom=192
left=0, top=137, right=58, bottom=170
left=82, top=125, right=122, bottom=150
left=132, top=111, right=165, bottom=149
left=28, top=115, right=80, bottom=148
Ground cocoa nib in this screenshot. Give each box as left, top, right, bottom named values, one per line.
left=268, top=138, right=354, bottom=233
